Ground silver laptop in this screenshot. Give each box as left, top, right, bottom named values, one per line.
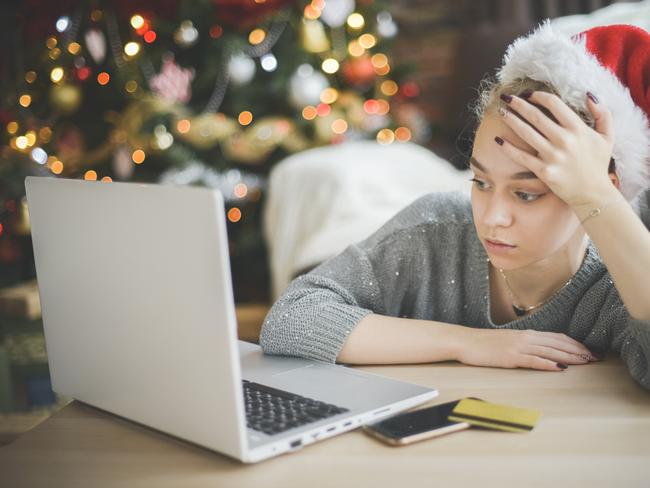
left=24, top=176, right=438, bottom=463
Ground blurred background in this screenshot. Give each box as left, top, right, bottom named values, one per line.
left=1, top=0, right=647, bottom=444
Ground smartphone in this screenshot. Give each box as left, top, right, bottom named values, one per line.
left=362, top=399, right=471, bottom=446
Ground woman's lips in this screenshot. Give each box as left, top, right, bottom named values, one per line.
left=485, top=238, right=517, bottom=252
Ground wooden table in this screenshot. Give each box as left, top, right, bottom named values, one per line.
left=0, top=351, right=648, bottom=488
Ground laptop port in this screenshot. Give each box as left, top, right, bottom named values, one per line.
left=290, top=440, right=302, bottom=449
left=343, top=421, right=352, bottom=427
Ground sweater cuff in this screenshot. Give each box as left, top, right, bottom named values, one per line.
left=625, top=316, right=650, bottom=389
left=301, top=303, right=374, bottom=363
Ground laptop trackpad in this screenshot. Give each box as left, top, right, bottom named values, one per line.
left=268, top=364, right=369, bottom=405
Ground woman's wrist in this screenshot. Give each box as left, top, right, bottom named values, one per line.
left=570, top=186, right=625, bottom=224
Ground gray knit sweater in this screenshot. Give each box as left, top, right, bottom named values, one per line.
left=260, top=190, right=650, bottom=390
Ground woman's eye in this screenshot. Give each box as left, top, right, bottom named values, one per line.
left=515, top=191, right=542, bottom=202
left=469, top=178, right=489, bottom=190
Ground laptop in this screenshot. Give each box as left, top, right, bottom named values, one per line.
left=24, top=176, right=438, bottom=463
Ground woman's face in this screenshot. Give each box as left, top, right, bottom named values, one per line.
left=470, top=113, right=582, bottom=271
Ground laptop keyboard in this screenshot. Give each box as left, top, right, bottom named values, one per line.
left=242, top=379, right=350, bottom=436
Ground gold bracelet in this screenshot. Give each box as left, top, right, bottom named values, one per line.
left=578, top=197, right=627, bottom=225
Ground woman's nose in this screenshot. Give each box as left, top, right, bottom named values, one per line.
left=482, top=196, right=513, bottom=228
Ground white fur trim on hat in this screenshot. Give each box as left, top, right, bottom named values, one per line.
left=497, top=21, right=650, bottom=201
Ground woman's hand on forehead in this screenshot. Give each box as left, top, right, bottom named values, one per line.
left=494, top=91, right=615, bottom=209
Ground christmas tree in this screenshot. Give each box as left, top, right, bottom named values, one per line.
left=0, top=0, right=428, bottom=300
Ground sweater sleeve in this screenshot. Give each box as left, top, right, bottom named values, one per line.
left=259, top=243, right=382, bottom=363
left=602, top=286, right=650, bottom=390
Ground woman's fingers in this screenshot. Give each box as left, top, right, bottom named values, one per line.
left=525, top=345, right=590, bottom=365
left=586, top=92, right=614, bottom=142
left=532, top=331, right=595, bottom=359
left=524, top=91, right=584, bottom=131
left=520, top=355, right=567, bottom=371
left=501, top=94, right=566, bottom=146
left=494, top=135, right=547, bottom=177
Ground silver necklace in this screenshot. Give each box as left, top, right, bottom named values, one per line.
left=497, top=267, right=573, bottom=317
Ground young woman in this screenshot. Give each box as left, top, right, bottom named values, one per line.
left=260, top=23, right=650, bottom=389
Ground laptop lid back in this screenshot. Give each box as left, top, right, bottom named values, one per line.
left=25, top=176, right=247, bottom=458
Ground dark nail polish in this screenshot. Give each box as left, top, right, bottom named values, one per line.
left=557, top=363, right=568, bottom=369
left=500, top=94, right=513, bottom=104
left=494, top=136, right=504, bottom=146
left=520, top=91, right=533, bottom=100
left=587, top=91, right=599, bottom=104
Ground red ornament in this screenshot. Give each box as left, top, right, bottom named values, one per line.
left=341, top=55, right=376, bottom=87
left=143, top=30, right=157, bottom=43
left=401, top=81, right=420, bottom=98
left=75, top=66, right=91, bottom=81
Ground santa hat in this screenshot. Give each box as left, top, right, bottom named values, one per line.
left=497, top=22, right=650, bottom=202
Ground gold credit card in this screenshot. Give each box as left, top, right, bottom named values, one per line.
left=448, top=398, right=541, bottom=433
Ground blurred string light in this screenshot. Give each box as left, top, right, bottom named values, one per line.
left=363, top=99, right=379, bottom=114
left=84, top=170, right=98, bottom=181
left=125, top=80, right=138, bottom=93
left=132, top=149, right=146, bottom=164
left=260, top=53, right=278, bottom=72
left=320, top=87, right=338, bottom=104
left=348, top=40, right=364, bottom=57
left=31, top=148, right=48, bottom=164
left=380, top=80, right=398, bottom=96
left=19, top=95, right=32, bottom=107
left=67, top=42, right=81, bottom=55
left=302, top=105, right=317, bottom=120
left=124, top=41, right=140, bottom=57
left=175, top=21, right=198, bottom=47
left=227, top=207, right=242, bottom=223
left=238, top=111, right=253, bottom=126
left=46, top=37, right=57, bottom=49
left=154, top=125, right=174, bottom=150
left=331, top=119, right=348, bottom=134
left=25, top=131, right=36, bottom=146
left=347, top=13, right=365, bottom=29
left=15, top=136, right=28, bottom=150
left=25, top=71, right=37, bottom=83
left=97, top=72, right=110, bottom=85
left=56, top=16, right=70, bottom=33
left=233, top=183, right=248, bottom=198
left=144, top=30, right=157, bottom=43
left=249, top=28, right=266, bottom=45
left=316, top=103, right=331, bottom=116
left=395, top=127, right=412, bottom=142
left=358, top=33, right=376, bottom=48
left=130, top=15, right=145, bottom=30
left=7, top=122, right=18, bottom=134
left=376, top=128, right=394, bottom=145
left=48, top=48, right=61, bottom=60
left=50, top=67, right=64, bottom=83
left=50, top=158, right=63, bottom=175
left=177, top=119, right=191, bottom=133
left=321, top=58, right=339, bottom=74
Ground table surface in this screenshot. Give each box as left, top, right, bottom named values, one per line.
left=0, top=351, right=648, bottom=488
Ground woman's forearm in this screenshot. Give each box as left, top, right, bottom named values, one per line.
left=574, top=187, right=650, bottom=321
left=336, top=313, right=466, bottom=365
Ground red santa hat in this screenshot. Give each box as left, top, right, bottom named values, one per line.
left=497, top=22, right=650, bottom=202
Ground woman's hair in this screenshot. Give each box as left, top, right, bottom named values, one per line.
left=474, top=77, right=594, bottom=127
left=473, top=76, right=615, bottom=173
